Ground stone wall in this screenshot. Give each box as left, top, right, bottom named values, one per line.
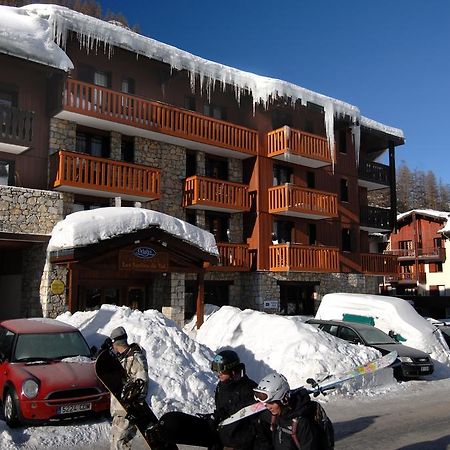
left=49, top=118, right=76, bottom=154
left=0, top=186, right=64, bottom=235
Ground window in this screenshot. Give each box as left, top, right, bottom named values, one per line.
left=321, top=324, right=338, bottom=336
left=205, top=212, right=230, bottom=242
left=76, top=130, right=110, bottom=158
left=339, top=327, right=360, bottom=343
left=0, top=86, right=18, bottom=107
left=273, top=220, right=293, bottom=244
left=185, top=210, right=196, bottom=226
left=186, top=151, right=197, bottom=177
left=205, top=156, right=228, bottom=180
left=306, top=102, right=325, bottom=114
left=338, top=129, right=347, bottom=153
left=0, top=327, right=15, bottom=361
left=121, top=77, right=135, bottom=94
left=0, top=160, right=14, bottom=186
left=340, top=178, right=349, bottom=202
left=434, top=238, right=443, bottom=248
left=306, top=171, right=316, bottom=189
left=121, top=136, right=134, bottom=162
left=341, top=228, right=352, bottom=252
left=204, top=103, right=226, bottom=120
left=185, top=96, right=196, bottom=111
left=94, top=70, right=111, bottom=88
left=273, top=164, right=293, bottom=186
left=429, top=262, right=443, bottom=273
left=308, top=223, right=317, bottom=245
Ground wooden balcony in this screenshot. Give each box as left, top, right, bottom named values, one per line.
left=385, top=247, right=446, bottom=262
left=0, top=104, right=34, bottom=154
left=268, top=184, right=338, bottom=219
left=57, top=79, right=258, bottom=159
left=360, top=206, right=392, bottom=232
left=267, top=126, right=331, bottom=168
left=183, top=175, right=250, bottom=213
left=386, top=272, right=427, bottom=284
left=358, top=160, right=390, bottom=190
left=270, top=244, right=339, bottom=272
left=361, top=253, right=398, bottom=275
left=50, top=150, right=160, bottom=201
left=207, top=243, right=250, bottom=271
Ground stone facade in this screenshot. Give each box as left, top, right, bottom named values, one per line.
left=49, top=118, right=76, bottom=155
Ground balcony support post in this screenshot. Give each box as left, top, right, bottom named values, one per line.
left=389, top=142, right=397, bottom=232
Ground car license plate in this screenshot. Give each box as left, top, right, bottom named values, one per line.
left=57, top=403, right=92, bottom=414
left=420, top=366, right=429, bottom=372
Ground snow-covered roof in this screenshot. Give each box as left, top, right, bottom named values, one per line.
left=0, top=5, right=73, bottom=71
left=20, top=3, right=403, bottom=164
left=397, top=209, right=450, bottom=223
left=47, top=207, right=219, bottom=257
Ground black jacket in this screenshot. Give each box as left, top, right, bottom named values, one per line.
left=214, top=370, right=258, bottom=449
left=258, top=390, right=320, bottom=450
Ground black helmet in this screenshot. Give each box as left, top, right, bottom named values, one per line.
left=211, top=350, right=240, bottom=373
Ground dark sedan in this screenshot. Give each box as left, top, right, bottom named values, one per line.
left=306, top=318, right=434, bottom=379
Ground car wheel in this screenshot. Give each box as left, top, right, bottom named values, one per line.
left=3, top=389, right=21, bottom=428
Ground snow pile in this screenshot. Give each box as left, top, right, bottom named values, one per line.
left=315, top=293, right=450, bottom=375
left=57, top=305, right=217, bottom=416
left=47, top=206, right=219, bottom=257
left=0, top=5, right=73, bottom=71
left=195, top=306, right=394, bottom=392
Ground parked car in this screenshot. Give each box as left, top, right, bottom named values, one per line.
left=0, top=318, right=110, bottom=427
left=306, top=318, right=434, bottom=379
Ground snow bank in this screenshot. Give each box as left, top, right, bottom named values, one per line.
left=47, top=207, right=218, bottom=257
left=315, top=293, right=450, bottom=376
left=195, top=306, right=394, bottom=392
left=57, top=305, right=217, bottom=416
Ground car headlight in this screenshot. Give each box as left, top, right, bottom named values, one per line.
left=398, top=356, right=413, bottom=363
left=22, top=379, right=39, bottom=399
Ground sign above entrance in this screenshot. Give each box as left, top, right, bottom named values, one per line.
left=119, top=248, right=169, bottom=272
left=133, top=247, right=156, bottom=259
left=50, top=279, right=65, bottom=295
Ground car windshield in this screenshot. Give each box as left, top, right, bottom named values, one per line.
left=13, top=331, right=91, bottom=362
left=357, top=327, right=397, bottom=345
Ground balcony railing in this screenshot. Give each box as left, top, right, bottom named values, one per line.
left=183, top=175, right=250, bottom=213
left=267, top=126, right=331, bottom=168
left=51, top=150, right=160, bottom=201
left=360, top=206, right=392, bottom=231
left=386, top=272, right=427, bottom=284
left=269, top=244, right=339, bottom=272
left=0, top=104, right=34, bottom=153
left=385, top=247, right=446, bottom=261
left=268, top=184, right=338, bottom=219
left=61, top=79, right=258, bottom=157
left=358, top=160, right=390, bottom=190
left=207, top=243, right=250, bottom=271
left=361, top=253, right=398, bottom=275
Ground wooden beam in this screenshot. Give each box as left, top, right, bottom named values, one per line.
left=196, top=271, right=205, bottom=329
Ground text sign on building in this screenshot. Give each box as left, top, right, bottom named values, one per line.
left=119, top=247, right=169, bottom=271
left=263, top=299, right=280, bottom=311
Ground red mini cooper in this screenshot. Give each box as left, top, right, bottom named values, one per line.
left=0, top=318, right=109, bottom=427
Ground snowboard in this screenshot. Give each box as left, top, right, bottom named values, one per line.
left=218, top=350, right=398, bottom=427
left=95, top=349, right=178, bottom=450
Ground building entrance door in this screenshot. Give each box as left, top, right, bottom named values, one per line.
left=279, top=283, right=316, bottom=315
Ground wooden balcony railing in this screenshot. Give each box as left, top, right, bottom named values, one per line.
left=183, top=175, right=250, bottom=212
left=268, top=184, right=338, bottom=219
left=361, top=253, right=398, bottom=275
left=358, top=160, right=390, bottom=188
left=386, top=272, right=427, bottom=284
left=267, top=126, right=331, bottom=167
left=0, top=104, right=34, bottom=150
left=269, top=244, right=339, bottom=272
left=63, top=79, right=258, bottom=157
left=360, top=206, right=392, bottom=231
left=51, top=150, right=160, bottom=200
left=385, top=247, right=446, bottom=261
left=207, top=243, right=250, bottom=271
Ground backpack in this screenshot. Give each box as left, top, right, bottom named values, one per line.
left=291, top=401, right=334, bottom=450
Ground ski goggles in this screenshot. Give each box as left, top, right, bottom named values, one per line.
left=253, top=389, right=272, bottom=403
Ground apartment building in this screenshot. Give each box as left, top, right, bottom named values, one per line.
left=0, top=4, right=404, bottom=325
left=385, top=210, right=450, bottom=317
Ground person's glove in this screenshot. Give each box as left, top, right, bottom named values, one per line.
left=197, top=412, right=217, bottom=431
left=100, top=337, right=113, bottom=351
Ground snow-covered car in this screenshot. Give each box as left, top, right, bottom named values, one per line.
left=0, top=318, right=110, bottom=427
left=307, top=319, right=434, bottom=379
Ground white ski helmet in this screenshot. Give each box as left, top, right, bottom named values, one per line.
left=253, top=372, right=290, bottom=403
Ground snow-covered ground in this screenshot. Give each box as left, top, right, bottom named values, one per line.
left=1, top=303, right=448, bottom=449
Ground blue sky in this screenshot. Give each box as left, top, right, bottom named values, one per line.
left=100, top=0, right=450, bottom=184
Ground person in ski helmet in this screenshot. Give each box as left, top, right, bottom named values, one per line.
left=254, top=372, right=324, bottom=450
left=209, top=349, right=262, bottom=450
left=109, top=326, right=149, bottom=450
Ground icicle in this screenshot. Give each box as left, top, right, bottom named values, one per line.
left=351, top=121, right=361, bottom=168
left=324, top=102, right=336, bottom=173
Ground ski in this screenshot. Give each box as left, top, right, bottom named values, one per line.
left=218, top=350, right=397, bottom=427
